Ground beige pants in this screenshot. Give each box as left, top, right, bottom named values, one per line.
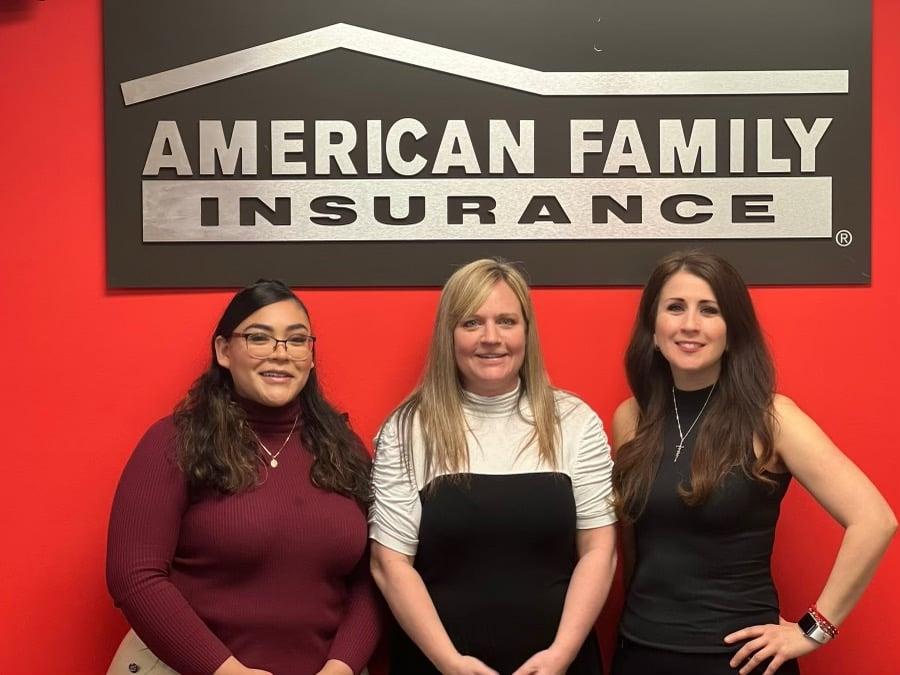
left=107, top=629, right=371, bottom=675
left=107, top=630, right=179, bottom=675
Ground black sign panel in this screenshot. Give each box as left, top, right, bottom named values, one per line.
left=104, top=0, right=870, bottom=286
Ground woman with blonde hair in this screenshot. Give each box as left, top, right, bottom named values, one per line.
left=369, top=258, right=617, bottom=675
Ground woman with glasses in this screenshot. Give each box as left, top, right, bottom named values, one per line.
left=106, top=280, right=381, bottom=675
left=369, top=258, right=617, bottom=675
left=610, top=251, right=895, bottom=675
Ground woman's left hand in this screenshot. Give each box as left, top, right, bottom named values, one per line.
left=724, top=617, right=820, bottom=675
left=315, top=659, right=353, bottom=675
left=510, top=647, right=571, bottom=675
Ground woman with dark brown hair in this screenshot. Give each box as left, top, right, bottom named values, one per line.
left=106, top=280, right=381, bottom=675
left=610, top=251, right=895, bottom=675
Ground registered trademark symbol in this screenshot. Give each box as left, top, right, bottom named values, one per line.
left=835, top=230, right=853, bottom=247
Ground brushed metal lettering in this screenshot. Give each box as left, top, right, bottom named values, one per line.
left=659, top=119, right=716, bottom=174
left=786, top=118, right=833, bottom=172
left=733, top=195, right=775, bottom=223
left=310, top=196, right=356, bottom=226
left=661, top=194, right=714, bottom=224
left=271, top=120, right=306, bottom=175
left=314, top=120, right=358, bottom=175
left=603, top=120, right=651, bottom=174
left=488, top=120, right=534, bottom=175
left=447, top=196, right=497, bottom=225
left=385, top=118, right=427, bottom=176
left=519, top=196, right=572, bottom=224
left=143, top=121, right=192, bottom=176
left=367, top=120, right=383, bottom=174
left=570, top=120, right=603, bottom=174
left=373, top=196, right=426, bottom=225
left=199, top=120, right=257, bottom=175
left=432, top=121, right=480, bottom=174
left=593, top=195, right=642, bottom=224
left=142, top=177, right=831, bottom=241
left=730, top=120, right=745, bottom=174
left=757, top=119, right=791, bottom=173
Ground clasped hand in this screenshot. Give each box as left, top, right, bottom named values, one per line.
left=724, top=617, right=820, bottom=675
left=510, top=646, right=571, bottom=675
left=444, top=645, right=570, bottom=675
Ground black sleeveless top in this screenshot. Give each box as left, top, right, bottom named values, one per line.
left=389, top=473, right=602, bottom=674
left=620, top=385, right=791, bottom=653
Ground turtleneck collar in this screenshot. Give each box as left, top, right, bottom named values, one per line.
left=672, top=381, right=718, bottom=414
left=233, top=394, right=302, bottom=433
left=461, top=380, right=523, bottom=418
left=673, top=381, right=717, bottom=398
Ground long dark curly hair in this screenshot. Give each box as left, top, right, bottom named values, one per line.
left=173, top=280, right=371, bottom=505
left=612, top=251, right=776, bottom=522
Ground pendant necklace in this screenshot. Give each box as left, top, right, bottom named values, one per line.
left=672, top=383, right=716, bottom=462
left=251, top=413, right=299, bottom=468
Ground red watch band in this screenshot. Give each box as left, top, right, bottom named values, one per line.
left=808, top=605, right=839, bottom=638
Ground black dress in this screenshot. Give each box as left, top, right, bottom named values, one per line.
left=613, top=385, right=799, bottom=675
left=390, top=473, right=603, bottom=674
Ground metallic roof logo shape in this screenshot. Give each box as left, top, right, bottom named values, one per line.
left=120, top=22, right=848, bottom=105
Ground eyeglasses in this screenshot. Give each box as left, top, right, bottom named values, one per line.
left=231, top=332, right=316, bottom=360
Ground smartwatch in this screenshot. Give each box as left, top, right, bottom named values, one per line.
left=798, top=611, right=834, bottom=644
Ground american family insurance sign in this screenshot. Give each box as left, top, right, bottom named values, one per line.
left=104, top=0, right=870, bottom=286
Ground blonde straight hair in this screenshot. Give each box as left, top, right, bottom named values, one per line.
left=393, top=258, right=560, bottom=484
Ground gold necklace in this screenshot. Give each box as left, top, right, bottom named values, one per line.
left=250, top=413, right=299, bottom=468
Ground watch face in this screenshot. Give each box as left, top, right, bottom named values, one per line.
left=798, top=613, right=818, bottom=634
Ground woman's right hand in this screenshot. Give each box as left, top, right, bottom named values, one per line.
left=442, top=653, right=499, bottom=675
left=213, top=655, right=274, bottom=675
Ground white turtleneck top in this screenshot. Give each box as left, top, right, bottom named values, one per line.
left=369, top=384, right=616, bottom=556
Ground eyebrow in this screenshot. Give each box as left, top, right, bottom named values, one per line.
left=661, top=296, right=719, bottom=304
left=464, top=311, right=522, bottom=319
left=243, top=322, right=310, bottom=332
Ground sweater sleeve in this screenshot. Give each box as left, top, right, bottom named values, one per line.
left=325, top=546, right=386, bottom=673
left=571, top=409, right=618, bottom=529
left=106, top=418, right=232, bottom=675
left=368, top=416, right=422, bottom=556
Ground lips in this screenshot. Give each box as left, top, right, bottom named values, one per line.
left=675, top=340, right=705, bottom=350
left=259, top=370, right=294, bottom=380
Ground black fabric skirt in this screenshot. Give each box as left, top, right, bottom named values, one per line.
left=611, top=637, right=800, bottom=675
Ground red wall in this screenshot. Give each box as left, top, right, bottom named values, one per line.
left=1, top=2, right=897, bottom=672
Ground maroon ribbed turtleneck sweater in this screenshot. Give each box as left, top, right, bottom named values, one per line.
left=106, top=398, right=382, bottom=674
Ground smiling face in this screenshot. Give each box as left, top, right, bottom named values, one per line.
left=654, top=270, right=727, bottom=390
left=453, top=281, right=526, bottom=397
left=214, top=299, right=314, bottom=407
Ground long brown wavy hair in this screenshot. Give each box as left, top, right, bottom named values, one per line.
left=174, top=280, right=371, bottom=505
left=392, top=258, right=559, bottom=484
left=612, top=251, right=776, bottom=522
